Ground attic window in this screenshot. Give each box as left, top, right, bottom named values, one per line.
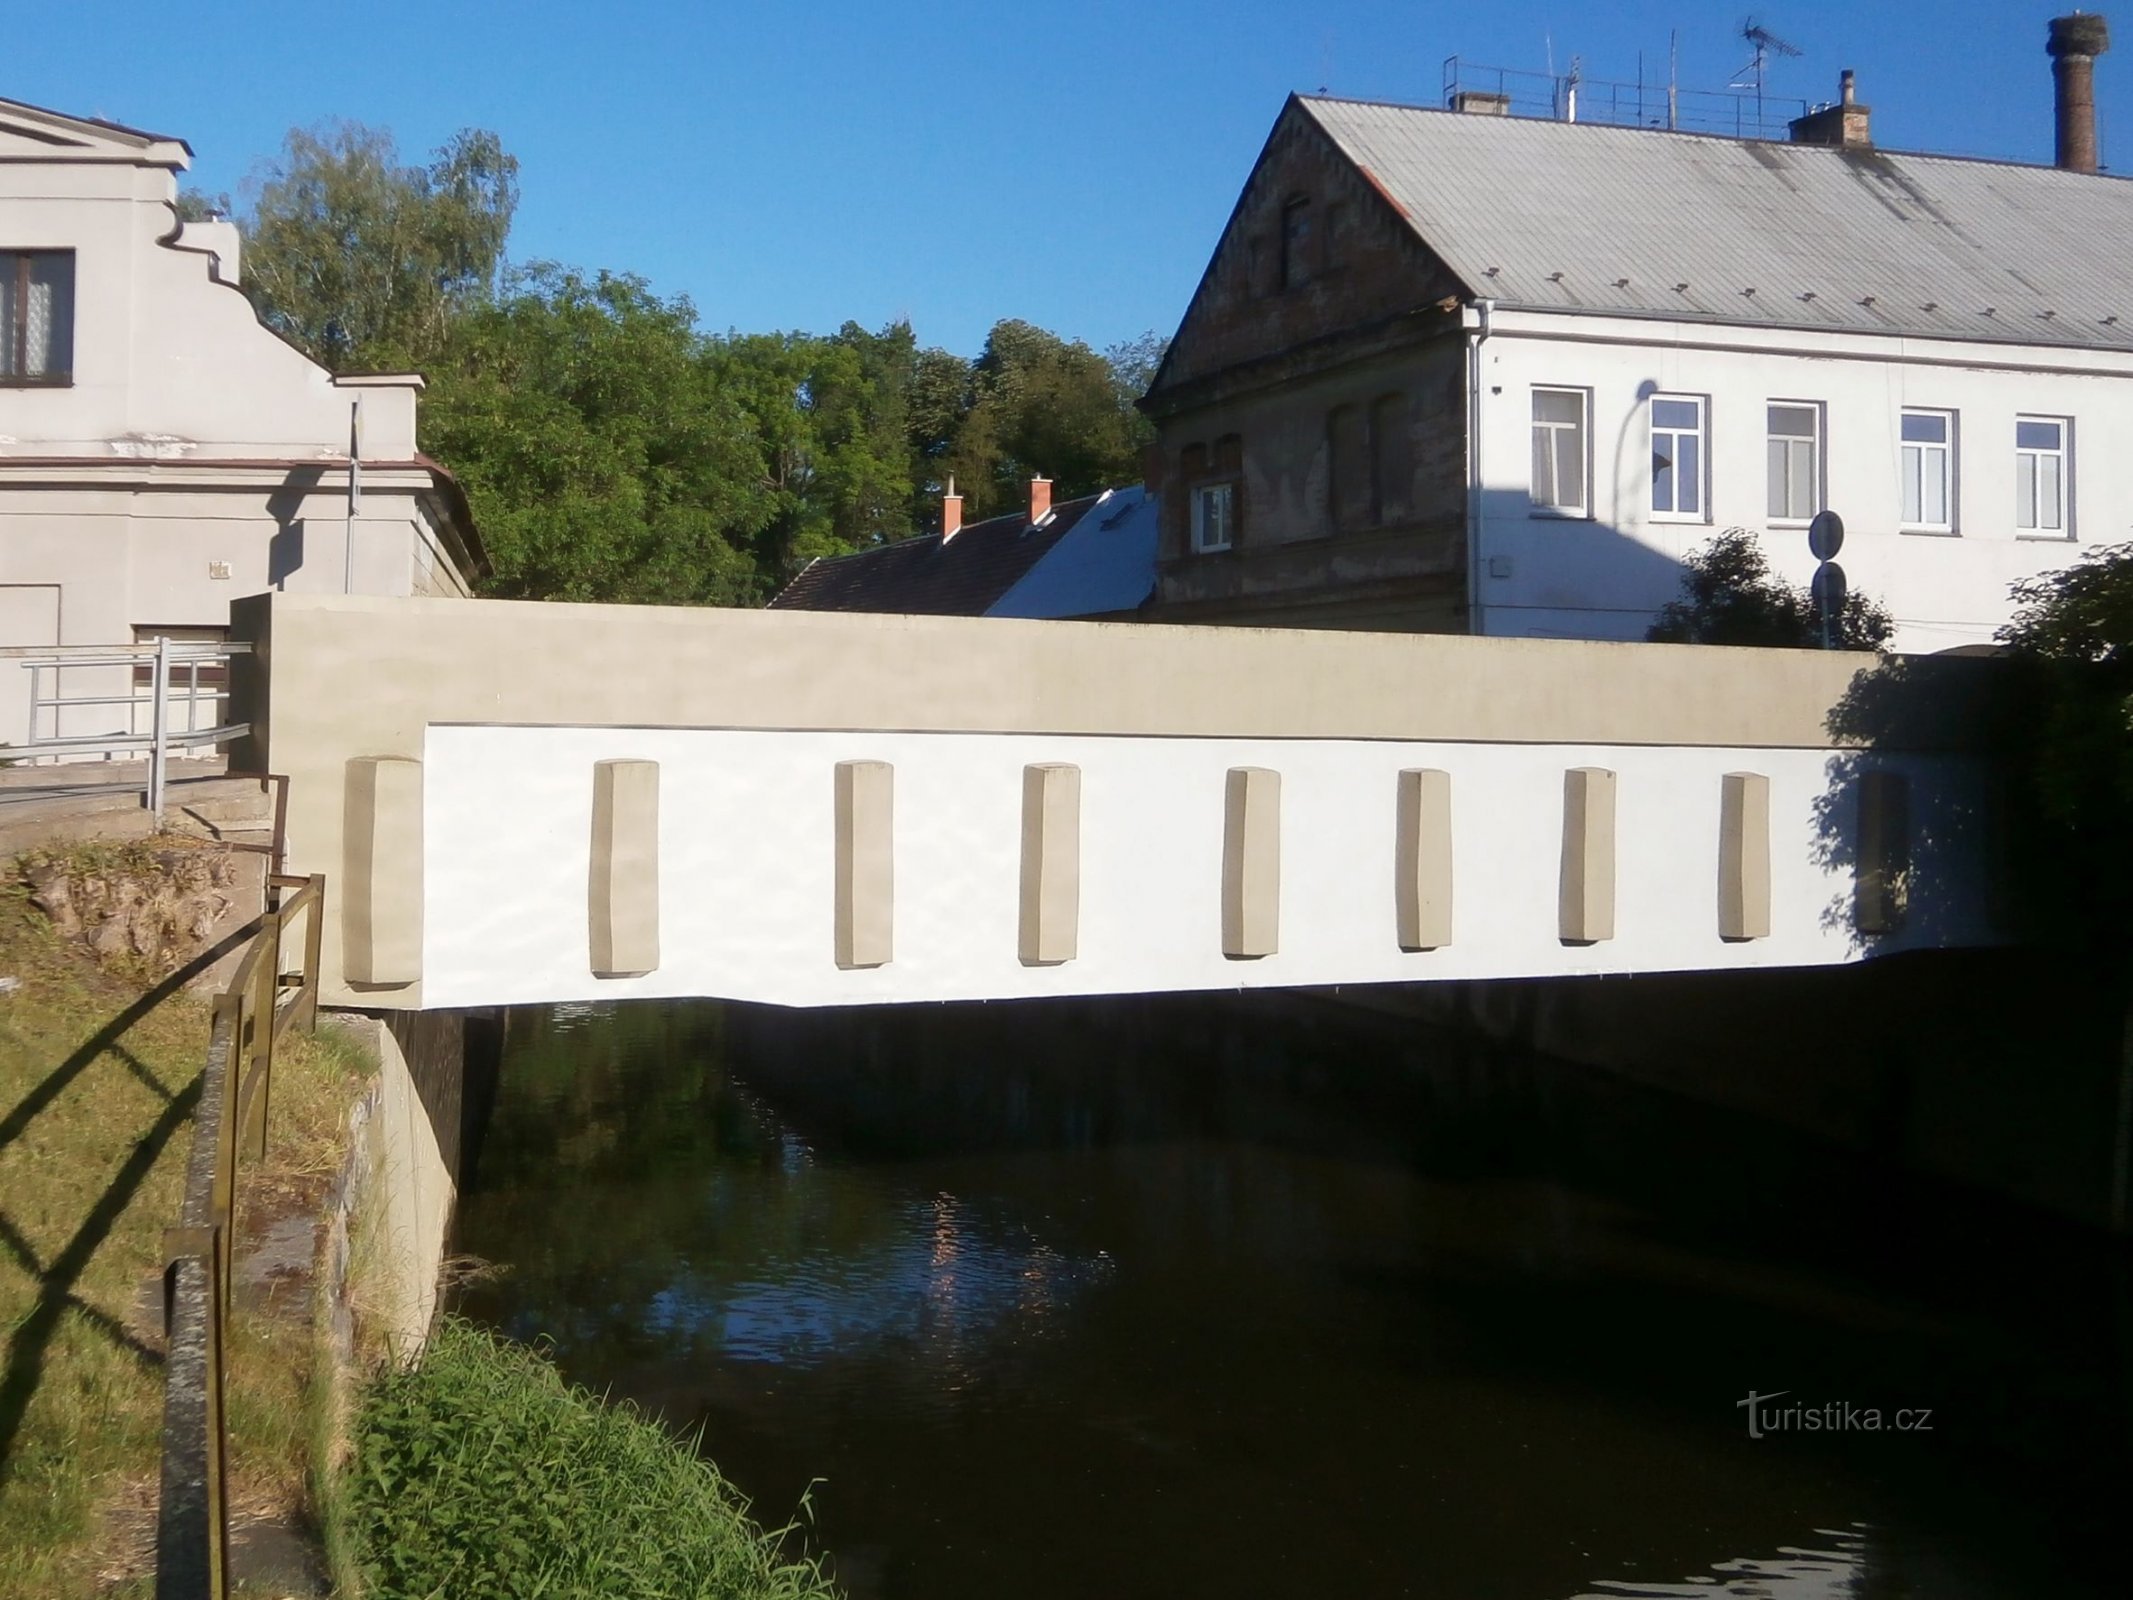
left=1, top=250, right=74, bottom=384
left=1279, top=197, right=1312, bottom=291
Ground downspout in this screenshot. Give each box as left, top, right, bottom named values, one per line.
left=1464, top=298, right=1495, bottom=634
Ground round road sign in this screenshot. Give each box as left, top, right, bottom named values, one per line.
left=1811, top=560, right=1848, bottom=620
left=1807, top=509, right=1846, bottom=562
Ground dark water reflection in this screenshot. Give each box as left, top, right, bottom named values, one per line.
left=454, top=992, right=2131, bottom=1600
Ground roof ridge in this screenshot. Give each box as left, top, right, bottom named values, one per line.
left=1299, top=91, right=2127, bottom=182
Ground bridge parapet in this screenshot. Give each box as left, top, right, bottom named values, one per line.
left=234, top=594, right=2004, bottom=1011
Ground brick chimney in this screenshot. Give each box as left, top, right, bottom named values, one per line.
left=1029, top=476, right=1052, bottom=524
left=2049, top=13, right=2112, bottom=173
left=942, top=476, right=963, bottom=542
left=1789, top=70, right=1872, bottom=149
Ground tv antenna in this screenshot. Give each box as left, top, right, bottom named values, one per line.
left=1733, top=18, right=1803, bottom=127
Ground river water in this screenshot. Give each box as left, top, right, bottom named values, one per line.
left=453, top=992, right=2130, bottom=1599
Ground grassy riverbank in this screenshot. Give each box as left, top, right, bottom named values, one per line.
left=0, top=843, right=364, bottom=1597
left=350, top=1317, right=840, bottom=1599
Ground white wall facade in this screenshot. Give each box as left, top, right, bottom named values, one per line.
left=1471, top=309, right=2133, bottom=653
left=418, top=724, right=1990, bottom=1011
left=0, top=101, right=477, bottom=745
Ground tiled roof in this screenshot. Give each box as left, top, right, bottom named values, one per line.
left=768, top=493, right=1106, bottom=616
left=1299, top=94, right=2133, bottom=351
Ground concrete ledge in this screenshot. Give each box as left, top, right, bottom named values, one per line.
left=1018, top=763, right=1080, bottom=966
left=589, top=759, right=660, bottom=978
left=1222, top=766, right=1281, bottom=959
left=1718, top=772, right=1772, bottom=941
left=1559, top=767, right=1617, bottom=945
left=1395, top=768, right=1453, bottom=951
left=343, top=757, right=422, bottom=987
left=835, top=759, right=894, bottom=969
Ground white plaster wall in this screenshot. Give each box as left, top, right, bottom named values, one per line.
left=0, top=158, right=418, bottom=457
left=1472, top=312, right=2133, bottom=653
left=421, top=725, right=1991, bottom=1010
left=0, top=120, right=471, bottom=668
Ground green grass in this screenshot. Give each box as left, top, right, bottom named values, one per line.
left=0, top=843, right=366, bottom=1597
left=351, top=1318, right=841, bottom=1600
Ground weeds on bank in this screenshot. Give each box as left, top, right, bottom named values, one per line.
left=0, top=848, right=365, bottom=1597
left=351, top=1317, right=841, bottom=1599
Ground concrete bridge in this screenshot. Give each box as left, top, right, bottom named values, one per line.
left=232, top=593, right=1999, bottom=1012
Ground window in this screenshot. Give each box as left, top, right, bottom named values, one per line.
left=1767, top=402, right=1823, bottom=521
left=1531, top=388, right=1589, bottom=515
left=1900, top=409, right=1956, bottom=530
left=1279, top=198, right=1312, bottom=290
left=1649, top=394, right=1707, bottom=520
left=1370, top=393, right=1412, bottom=523
left=1327, top=404, right=1366, bottom=531
left=2016, top=416, right=2070, bottom=535
left=1, top=250, right=74, bottom=384
left=1191, top=482, right=1236, bottom=552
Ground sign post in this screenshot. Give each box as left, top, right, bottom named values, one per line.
left=1807, top=510, right=1846, bottom=649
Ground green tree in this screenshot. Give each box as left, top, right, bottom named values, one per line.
left=941, top=319, right=1156, bottom=519
left=1998, top=543, right=2133, bottom=867
left=711, top=320, right=925, bottom=576
left=1648, top=528, right=1891, bottom=650
left=240, top=122, right=518, bottom=367
left=420, top=266, right=765, bottom=605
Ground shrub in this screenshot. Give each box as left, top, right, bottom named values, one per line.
left=1647, top=527, right=1891, bottom=650
left=352, top=1318, right=838, bottom=1599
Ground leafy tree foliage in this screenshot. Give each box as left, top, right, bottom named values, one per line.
left=1648, top=528, right=1891, bottom=651
left=228, top=121, right=1162, bottom=602
left=242, top=122, right=518, bottom=367
left=418, top=267, right=764, bottom=604
left=941, top=319, right=1155, bottom=520
left=1998, top=544, right=2133, bottom=856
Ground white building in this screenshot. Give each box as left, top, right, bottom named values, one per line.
left=0, top=95, right=484, bottom=745
left=1142, top=20, right=2133, bottom=655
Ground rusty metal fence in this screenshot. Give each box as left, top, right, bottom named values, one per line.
left=155, top=871, right=326, bottom=1599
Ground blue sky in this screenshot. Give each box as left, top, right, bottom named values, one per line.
left=9, top=2, right=2120, bottom=356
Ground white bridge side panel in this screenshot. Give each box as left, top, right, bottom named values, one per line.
left=420, top=726, right=1989, bottom=1010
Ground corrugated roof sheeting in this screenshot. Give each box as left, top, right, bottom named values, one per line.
left=1300, top=96, right=2133, bottom=350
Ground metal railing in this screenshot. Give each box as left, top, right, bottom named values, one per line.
left=2, top=639, right=252, bottom=822
left=1441, top=55, right=1811, bottom=141
left=156, top=871, right=326, bottom=1600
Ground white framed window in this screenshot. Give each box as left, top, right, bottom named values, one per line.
left=1531, top=387, right=1590, bottom=516
left=1649, top=394, right=1707, bottom=520
left=1900, top=409, right=1956, bottom=531
left=1767, top=402, right=1823, bottom=522
left=1, top=249, right=75, bottom=384
left=2016, top=416, right=2071, bottom=536
left=1191, top=482, right=1235, bottom=553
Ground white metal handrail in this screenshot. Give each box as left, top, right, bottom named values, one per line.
left=4, top=638, right=254, bottom=822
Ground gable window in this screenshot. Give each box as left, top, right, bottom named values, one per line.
left=1530, top=387, right=1589, bottom=516
left=1, top=250, right=74, bottom=384
left=1191, top=482, right=1236, bottom=553
left=1649, top=394, right=1707, bottom=520
left=1900, top=409, right=1956, bottom=531
left=1279, top=197, right=1312, bottom=291
left=2016, top=416, right=2070, bottom=536
left=1370, top=393, right=1412, bottom=523
left=1327, top=404, right=1366, bottom=532
left=1767, top=402, right=1823, bottom=522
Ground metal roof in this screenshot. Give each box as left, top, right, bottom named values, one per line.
left=1298, top=95, right=2133, bottom=351
left=986, top=486, right=1156, bottom=619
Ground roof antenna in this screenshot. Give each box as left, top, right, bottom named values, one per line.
left=1669, top=29, right=1680, bottom=130
left=1734, top=18, right=1803, bottom=131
